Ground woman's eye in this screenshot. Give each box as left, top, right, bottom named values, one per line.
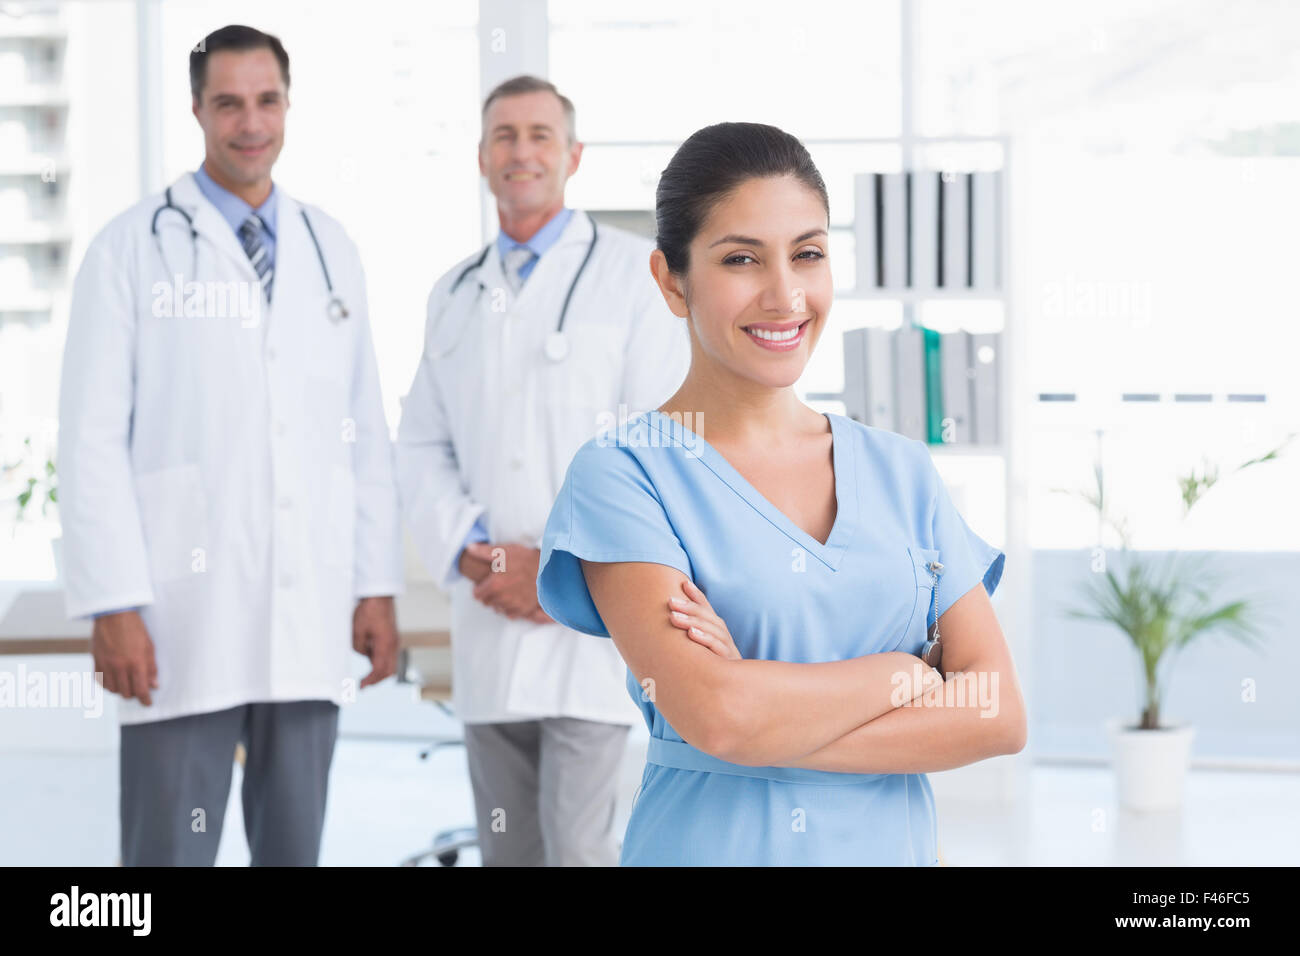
left=795, top=249, right=826, bottom=261
left=724, top=253, right=756, bottom=265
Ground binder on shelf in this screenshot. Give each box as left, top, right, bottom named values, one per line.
left=971, top=332, right=1000, bottom=444
left=853, top=172, right=879, bottom=289
left=970, top=170, right=1001, bottom=291
left=939, top=331, right=975, bottom=444
left=854, top=166, right=1002, bottom=294
left=842, top=327, right=897, bottom=430
left=923, top=327, right=944, bottom=443
left=842, top=327, right=870, bottom=425
left=866, top=328, right=897, bottom=430
left=892, top=323, right=928, bottom=440
left=939, top=171, right=970, bottom=289
left=910, top=169, right=940, bottom=292
left=880, top=171, right=908, bottom=290
left=842, top=326, right=1000, bottom=444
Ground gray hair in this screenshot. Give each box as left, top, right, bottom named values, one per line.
left=481, top=75, right=577, bottom=145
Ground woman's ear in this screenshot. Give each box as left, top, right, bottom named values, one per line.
left=649, top=248, right=690, bottom=319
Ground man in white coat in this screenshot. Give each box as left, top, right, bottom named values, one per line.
left=397, top=76, right=689, bottom=866
left=58, top=25, right=403, bottom=865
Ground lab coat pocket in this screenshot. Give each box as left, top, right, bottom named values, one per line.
left=326, top=464, right=356, bottom=572
left=134, top=464, right=209, bottom=585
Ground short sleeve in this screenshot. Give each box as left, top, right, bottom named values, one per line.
left=918, top=441, right=1005, bottom=621
left=537, top=441, right=693, bottom=637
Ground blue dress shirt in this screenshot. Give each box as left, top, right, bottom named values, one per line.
left=193, top=161, right=279, bottom=273
left=494, top=206, right=573, bottom=285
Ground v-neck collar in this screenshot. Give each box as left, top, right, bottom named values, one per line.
left=645, top=409, right=857, bottom=571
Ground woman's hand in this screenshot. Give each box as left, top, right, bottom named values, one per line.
left=667, top=579, right=742, bottom=660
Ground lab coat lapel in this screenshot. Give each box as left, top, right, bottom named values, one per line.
left=519, top=209, right=592, bottom=306
left=266, top=191, right=315, bottom=337
left=167, top=172, right=260, bottom=280
left=483, top=209, right=594, bottom=313
left=477, top=240, right=508, bottom=305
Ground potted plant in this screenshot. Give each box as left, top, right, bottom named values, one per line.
left=4, top=435, right=60, bottom=576
left=1055, top=433, right=1288, bottom=811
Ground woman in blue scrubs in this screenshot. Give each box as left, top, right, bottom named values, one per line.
left=536, top=122, right=1026, bottom=866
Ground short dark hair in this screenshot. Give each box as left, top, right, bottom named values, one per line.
left=190, top=24, right=290, bottom=101
left=481, top=75, right=576, bottom=144
left=655, top=122, right=829, bottom=276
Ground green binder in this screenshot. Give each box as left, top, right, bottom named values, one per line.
left=923, top=326, right=944, bottom=444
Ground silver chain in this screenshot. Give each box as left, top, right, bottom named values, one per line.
left=927, top=561, right=944, bottom=640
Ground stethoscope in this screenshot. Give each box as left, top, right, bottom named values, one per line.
left=432, top=211, right=598, bottom=362
left=150, top=185, right=349, bottom=322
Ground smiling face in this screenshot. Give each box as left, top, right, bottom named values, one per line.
left=653, top=174, right=832, bottom=391
left=192, top=48, right=287, bottom=195
left=479, top=90, right=581, bottom=220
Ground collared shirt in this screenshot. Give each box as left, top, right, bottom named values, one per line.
left=494, top=206, right=574, bottom=285
left=194, top=161, right=279, bottom=273
left=449, top=207, right=575, bottom=580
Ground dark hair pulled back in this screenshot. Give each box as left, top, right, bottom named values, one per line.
left=655, top=122, right=829, bottom=276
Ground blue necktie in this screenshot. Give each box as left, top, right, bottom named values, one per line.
left=238, top=213, right=274, bottom=302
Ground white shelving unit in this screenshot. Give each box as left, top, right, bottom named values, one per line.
left=816, top=4, right=1031, bottom=807
left=0, top=2, right=70, bottom=327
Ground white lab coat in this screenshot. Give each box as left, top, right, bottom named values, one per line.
left=58, top=171, right=404, bottom=725
left=397, top=211, right=690, bottom=724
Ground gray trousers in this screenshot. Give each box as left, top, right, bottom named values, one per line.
left=119, top=700, right=339, bottom=866
left=463, top=717, right=630, bottom=866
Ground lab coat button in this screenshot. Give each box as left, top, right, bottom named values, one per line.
left=510, top=457, right=524, bottom=470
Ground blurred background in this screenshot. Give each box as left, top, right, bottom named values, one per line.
left=1, top=0, right=1297, bottom=865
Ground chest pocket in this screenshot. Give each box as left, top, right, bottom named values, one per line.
left=891, top=546, right=942, bottom=655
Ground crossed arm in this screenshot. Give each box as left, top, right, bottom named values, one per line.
left=579, top=559, right=1027, bottom=775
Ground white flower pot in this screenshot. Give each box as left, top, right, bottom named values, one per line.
left=1106, top=717, right=1195, bottom=811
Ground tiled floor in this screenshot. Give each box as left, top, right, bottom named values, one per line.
left=1, top=734, right=1295, bottom=866
left=935, top=762, right=1298, bottom=866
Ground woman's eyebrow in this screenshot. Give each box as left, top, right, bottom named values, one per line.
left=708, top=228, right=828, bottom=248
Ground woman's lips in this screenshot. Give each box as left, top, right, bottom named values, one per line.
left=742, top=319, right=810, bottom=352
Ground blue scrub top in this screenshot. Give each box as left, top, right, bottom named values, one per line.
left=537, top=409, right=1004, bottom=866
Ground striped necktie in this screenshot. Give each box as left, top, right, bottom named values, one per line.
left=238, top=213, right=274, bottom=302
left=503, top=245, right=536, bottom=294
